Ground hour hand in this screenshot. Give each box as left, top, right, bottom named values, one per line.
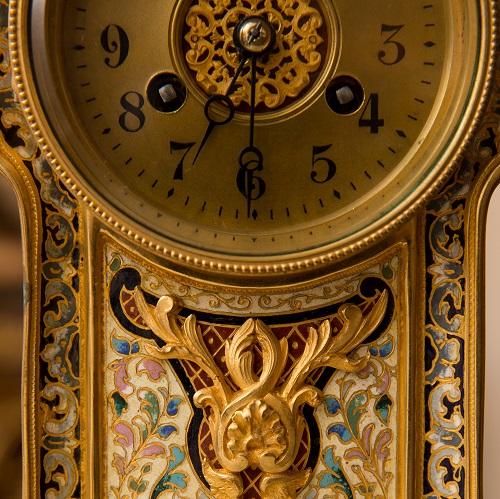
left=192, top=55, right=250, bottom=165
left=192, top=94, right=235, bottom=165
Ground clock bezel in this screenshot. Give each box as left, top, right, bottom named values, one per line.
left=9, top=0, right=496, bottom=276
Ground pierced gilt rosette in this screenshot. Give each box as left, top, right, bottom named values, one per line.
left=183, top=0, right=327, bottom=111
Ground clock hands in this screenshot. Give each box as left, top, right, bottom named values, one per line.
left=236, top=56, right=265, bottom=219
left=193, top=16, right=276, bottom=219
left=248, top=55, right=258, bottom=150
left=233, top=17, right=276, bottom=217
left=192, top=55, right=249, bottom=165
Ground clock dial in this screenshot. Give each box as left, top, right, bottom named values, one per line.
left=26, top=0, right=488, bottom=263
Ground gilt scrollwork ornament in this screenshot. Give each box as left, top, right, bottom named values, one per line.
left=183, top=0, right=326, bottom=110
left=134, top=289, right=388, bottom=498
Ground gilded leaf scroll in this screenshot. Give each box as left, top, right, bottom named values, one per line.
left=134, top=289, right=388, bottom=498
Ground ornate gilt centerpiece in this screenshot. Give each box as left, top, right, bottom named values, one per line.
left=135, top=289, right=387, bottom=497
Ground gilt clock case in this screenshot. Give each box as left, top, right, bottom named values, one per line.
left=0, top=0, right=499, bottom=498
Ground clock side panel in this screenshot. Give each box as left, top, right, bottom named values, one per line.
left=421, top=66, right=500, bottom=497
left=0, top=117, right=83, bottom=496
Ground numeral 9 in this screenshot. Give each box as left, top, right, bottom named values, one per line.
left=101, top=24, right=129, bottom=68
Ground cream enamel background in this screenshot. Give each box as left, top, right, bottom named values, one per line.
left=484, top=187, right=500, bottom=498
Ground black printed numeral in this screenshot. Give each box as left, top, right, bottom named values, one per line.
left=359, top=94, right=385, bottom=134
left=119, top=92, right=146, bottom=133
left=378, top=24, right=406, bottom=65
left=170, top=141, right=196, bottom=180
left=101, top=24, right=129, bottom=68
left=311, top=145, right=336, bottom=183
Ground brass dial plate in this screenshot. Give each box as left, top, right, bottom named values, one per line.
left=18, top=0, right=491, bottom=271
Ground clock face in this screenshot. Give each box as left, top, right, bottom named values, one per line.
left=22, top=0, right=489, bottom=267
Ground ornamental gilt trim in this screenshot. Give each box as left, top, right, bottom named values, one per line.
left=134, top=288, right=388, bottom=498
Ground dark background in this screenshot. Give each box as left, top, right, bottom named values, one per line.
left=0, top=172, right=23, bottom=497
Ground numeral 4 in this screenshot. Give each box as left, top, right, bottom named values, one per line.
left=359, top=94, right=385, bottom=134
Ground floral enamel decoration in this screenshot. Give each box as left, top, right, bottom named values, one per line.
left=134, top=288, right=388, bottom=498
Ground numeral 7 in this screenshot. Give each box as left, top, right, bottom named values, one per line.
left=170, top=141, right=196, bottom=180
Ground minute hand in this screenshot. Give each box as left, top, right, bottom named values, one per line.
left=248, top=55, right=258, bottom=148
left=192, top=55, right=249, bottom=165
left=236, top=55, right=266, bottom=218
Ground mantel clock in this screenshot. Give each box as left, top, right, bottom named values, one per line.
left=0, top=0, right=497, bottom=497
